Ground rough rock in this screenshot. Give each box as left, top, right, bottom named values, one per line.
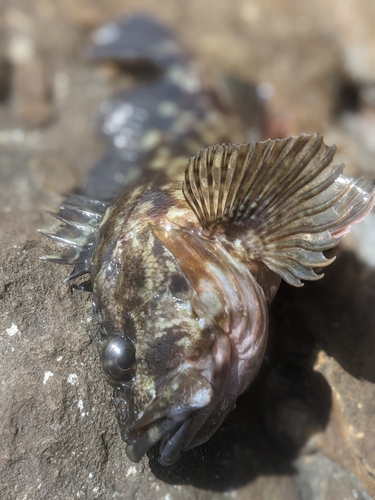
left=1, top=1, right=375, bottom=499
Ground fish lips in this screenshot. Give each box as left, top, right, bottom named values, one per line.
left=126, top=413, right=194, bottom=465
left=125, top=364, right=213, bottom=465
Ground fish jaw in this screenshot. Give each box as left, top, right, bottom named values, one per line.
left=125, top=364, right=214, bottom=464
left=123, top=308, right=235, bottom=465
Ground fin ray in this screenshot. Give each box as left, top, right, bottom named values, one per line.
left=183, top=134, right=375, bottom=286
left=40, top=195, right=107, bottom=280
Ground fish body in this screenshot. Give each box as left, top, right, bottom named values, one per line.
left=41, top=14, right=375, bottom=466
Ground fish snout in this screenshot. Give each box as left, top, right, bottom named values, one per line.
left=125, top=364, right=213, bottom=464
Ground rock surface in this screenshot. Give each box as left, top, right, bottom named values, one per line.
left=1, top=1, right=375, bottom=499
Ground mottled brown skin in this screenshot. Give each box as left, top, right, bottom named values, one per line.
left=91, top=183, right=270, bottom=464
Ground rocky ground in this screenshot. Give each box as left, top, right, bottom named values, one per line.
left=1, top=1, right=375, bottom=499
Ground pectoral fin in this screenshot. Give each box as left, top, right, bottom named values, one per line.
left=183, top=134, right=375, bottom=286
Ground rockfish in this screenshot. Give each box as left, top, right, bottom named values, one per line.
left=41, top=14, right=375, bottom=465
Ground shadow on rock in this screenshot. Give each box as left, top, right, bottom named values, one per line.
left=148, top=381, right=297, bottom=491
left=149, top=364, right=332, bottom=491
left=282, top=250, right=375, bottom=383
left=149, top=250, right=375, bottom=491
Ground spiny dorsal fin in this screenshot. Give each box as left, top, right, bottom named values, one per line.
left=40, top=195, right=109, bottom=281
left=183, top=134, right=375, bottom=286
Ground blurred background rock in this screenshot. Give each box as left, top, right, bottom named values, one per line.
left=0, top=1, right=375, bottom=499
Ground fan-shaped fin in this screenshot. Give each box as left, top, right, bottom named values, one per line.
left=183, top=134, right=375, bottom=286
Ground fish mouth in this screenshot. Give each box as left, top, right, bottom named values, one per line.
left=125, top=364, right=213, bottom=465
left=126, top=414, right=195, bottom=465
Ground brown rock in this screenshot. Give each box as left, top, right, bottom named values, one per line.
left=268, top=251, right=375, bottom=498
left=315, top=353, right=375, bottom=498
left=294, top=452, right=372, bottom=500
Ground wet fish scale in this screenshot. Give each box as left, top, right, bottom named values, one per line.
left=41, top=13, right=375, bottom=466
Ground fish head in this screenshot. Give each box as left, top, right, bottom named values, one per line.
left=95, top=222, right=268, bottom=465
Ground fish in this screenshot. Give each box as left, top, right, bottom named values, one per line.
left=40, top=14, right=375, bottom=466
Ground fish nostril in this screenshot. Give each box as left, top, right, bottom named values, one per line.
left=169, top=273, right=191, bottom=300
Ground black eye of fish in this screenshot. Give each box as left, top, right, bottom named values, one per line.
left=100, top=335, right=136, bottom=382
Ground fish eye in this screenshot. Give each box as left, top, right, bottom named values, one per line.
left=100, top=335, right=136, bottom=382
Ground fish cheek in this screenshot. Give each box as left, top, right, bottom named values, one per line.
left=143, top=289, right=211, bottom=378
left=144, top=326, right=186, bottom=376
